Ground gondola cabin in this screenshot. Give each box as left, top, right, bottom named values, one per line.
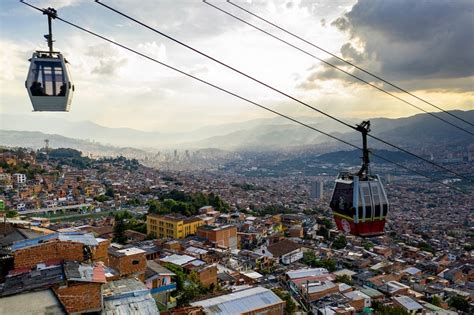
left=25, top=51, right=74, bottom=111
left=330, top=172, right=389, bottom=237
left=329, top=121, right=389, bottom=237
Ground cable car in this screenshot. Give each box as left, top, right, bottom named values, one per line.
left=329, top=121, right=389, bottom=237
left=25, top=7, right=74, bottom=112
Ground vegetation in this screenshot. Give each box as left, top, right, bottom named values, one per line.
left=112, top=211, right=147, bottom=243
left=258, top=204, right=293, bottom=216
left=449, top=295, right=470, bottom=313
left=113, top=215, right=127, bottom=244
left=335, top=274, right=353, bottom=285
left=363, top=240, right=374, bottom=250
left=431, top=295, right=442, bottom=307
left=163, top=263, right=217, bottom=306
left=147, top=190, right=229, bottom=216
left=372, top=301, right=409, bottom=315
left=332, top=234, right=347, bottom=250
left=417, top=241, right=435, bottom=254
left=302, top=251, right=336, bottom=272
left=272, top=288, right=296, bottom=314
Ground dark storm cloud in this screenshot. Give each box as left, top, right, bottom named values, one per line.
left=333, top=0, right=474, bottom=80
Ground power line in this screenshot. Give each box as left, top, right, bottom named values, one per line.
left=204, top=0, right=474, bottom=136
left=226, top=0, right=474, bottom=129
left=19, top=1, right=467, bottom=194
left=95, top=0, right=471, bottom=182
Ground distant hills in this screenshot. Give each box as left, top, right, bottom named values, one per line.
left=0, top=130, right=148, bottom=158
left=1, top=110, right=473, bottom=151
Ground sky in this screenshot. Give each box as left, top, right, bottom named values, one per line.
left=0, top=0, right=473, bottom=133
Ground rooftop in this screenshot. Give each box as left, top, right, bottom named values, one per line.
left=190, top=286, right=283, bottom=314
left=160, top=254, right=196, bottom=266
left=102, top=278, right=158, bottom=315
left=286, top=268, right=329, bottom=280
left=267, top=239, right=302, bottom=257
left=0, top=289, right=65, bottom=315
left=63, top=261, right=106, bottom=283
left=393, top=295, right=423, bottom=311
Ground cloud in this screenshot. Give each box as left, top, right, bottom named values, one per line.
left=36, top=0, right=86, bottom=10
left=332, top=0, right=474, bottom=80
left=137, top=41, right=166, bottom=61
left=299, top=0, right=474, bottom=93
left=85, top=43, right=128, bottom=76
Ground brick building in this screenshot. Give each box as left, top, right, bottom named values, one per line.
left=108, top=246, right=147, bottom=281
left=197, top=225, right=237, bottom=249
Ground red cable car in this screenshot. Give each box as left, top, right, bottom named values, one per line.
left=329, top=121, right=389, bottom=237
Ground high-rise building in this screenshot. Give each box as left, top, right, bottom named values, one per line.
left=310, top=181, right=323, bottom=199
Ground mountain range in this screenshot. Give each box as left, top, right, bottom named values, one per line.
left=1, top=110, right=473, bottom=153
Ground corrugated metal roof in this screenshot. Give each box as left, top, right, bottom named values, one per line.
left=393, top=295, right=423, bottom=311
left=64, top=261, right=106, bottom=283
left=286, top=268, right=329, bottom=279
left=58, top=232, right=98, bottom=246
left=102, top=278, right=159, bottom=315
left=160, top=254, right=196, bottom=266
left=146, top=261, right=175, bottom=276
left=191, top=286, right=283, bottom=315
left=11, top=232, right=98, bottom=251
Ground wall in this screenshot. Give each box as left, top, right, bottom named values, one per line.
left=281, top=249, right=303, bottom=265
left=242, top=301, right=285, bottom=315
left=13, top=241, right=84, bottom=269
left=54, top=282, right=102, bottom=314
left=198, top=265, right=217, bottom=288
left=92, top=239, right=110, bottom=264
left=197, top=226, right=237, bottom=249
left=108, top=252, right=147, bottom=281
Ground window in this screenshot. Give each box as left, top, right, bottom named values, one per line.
left=29, top=60, right=66, bottom=96
left=132, top=260, right=140, bottom=265
left=329, top=182, right=354, bottom=217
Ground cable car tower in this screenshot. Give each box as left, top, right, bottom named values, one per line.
left=329, top=121, right=389, bottom=237
left=25, top=6, right=74, bottom=111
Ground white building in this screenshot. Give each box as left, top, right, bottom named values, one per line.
left=256, top=239, right=303, bottom=265
left=13, top=173, right=27, bottom=184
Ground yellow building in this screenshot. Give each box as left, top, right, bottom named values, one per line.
left=147, top=214, right=204, bottom=239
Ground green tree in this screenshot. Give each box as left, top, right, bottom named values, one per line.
left=105, top=186, right=115, bottom=198
left=449, top=295, right=469, bottom=313
left=113, top=216, right=127, bottom=244
left=363, top=240, right=374, bottom=251
left=332, top=235, right=347, bottom=250
left=335, top=274, right=353, bottom=285
left=6, top=210, right=18, bottom=218
left=431, top=295, right=442, bottom=307
left=272, top=288, right=296, bottom=315
left=372, top=301, right=409, bottom=315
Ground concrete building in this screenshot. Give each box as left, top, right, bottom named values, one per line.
left=257, top=239, right=303, bottom=265
left=147, top=214, right=204, bottom=239
left=310, top=181, right=323, bottom=199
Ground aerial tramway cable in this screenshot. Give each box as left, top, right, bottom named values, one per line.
left=94, top=0, right=471, bottom=182
left=223, top=0, right=474, bottom=129
left=19, top=1, right=468, bottom=194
